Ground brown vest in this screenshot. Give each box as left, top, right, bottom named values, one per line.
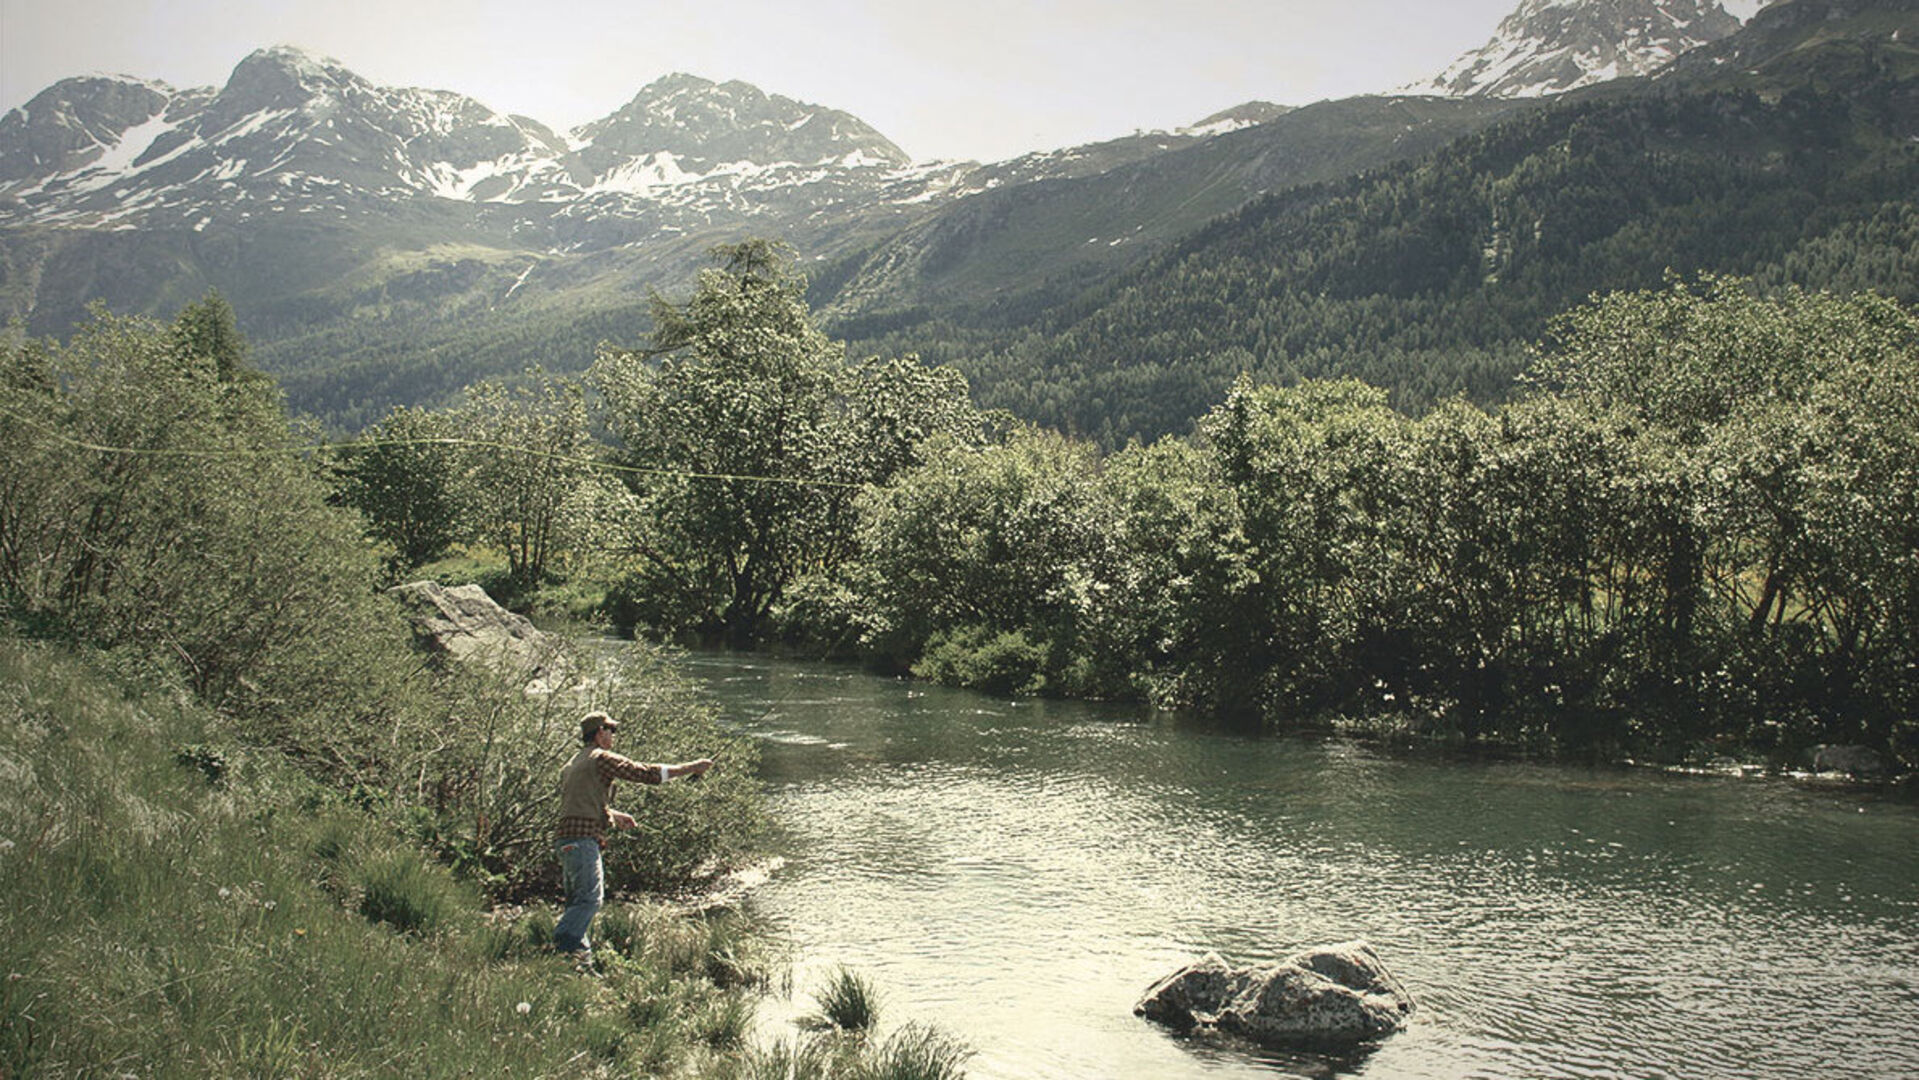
left=558, top=747, right=613, bottom=828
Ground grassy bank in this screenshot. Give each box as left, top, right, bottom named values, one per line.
left=0, top=638, right=966, bottom=1078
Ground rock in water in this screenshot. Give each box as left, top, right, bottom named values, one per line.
left=388, top=581, right=562, bottom=682
left=1136, top=941, right=1413, bottom=1046
left=1811, top=744, right=1887, bottom=779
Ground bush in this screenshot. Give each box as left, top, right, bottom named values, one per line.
left=0, top=637, right=783, bottom=1077
left=912, top=625, right=1046, bottom=696
left=393, top=640, right=765, bottom=901
left=0, top=303, right=431, bottom=786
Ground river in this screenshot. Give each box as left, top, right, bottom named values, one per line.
left=675, top=652, right=1919, bottom=1080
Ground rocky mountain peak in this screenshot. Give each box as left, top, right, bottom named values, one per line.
left=0, top=75, right=174, bottom=182
left=572, top=72, right=910, bottom=172
left=1176, top=101, right=1296, bottom=138
left=205, top=45, right=369, bottom=124
left=1409, top=0, right=1746, bottom=97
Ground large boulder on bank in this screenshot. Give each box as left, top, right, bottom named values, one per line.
left=1136, top=941, right=1414, bottom=1047
left=388, top=581, right=562, bottom=681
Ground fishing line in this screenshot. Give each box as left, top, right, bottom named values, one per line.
left=0, top=401, right=866, bottom=490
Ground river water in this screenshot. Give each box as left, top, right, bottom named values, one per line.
left=675, top=652, right=1919, bottom=1080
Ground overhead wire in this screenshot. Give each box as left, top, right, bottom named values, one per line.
left=0, top=400, right=867, bottom=490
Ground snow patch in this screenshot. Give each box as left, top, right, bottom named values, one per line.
left=91, top=112, right=177, bottom=175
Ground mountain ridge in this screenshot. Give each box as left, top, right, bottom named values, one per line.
left=1405, top=0, right=1747, bottom=97
left=3, top=0, right=1912, bottom=435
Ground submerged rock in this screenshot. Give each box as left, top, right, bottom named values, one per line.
left=1136, top=941, right=1414, bottom=1047
left=1811, top=745, right=1887, bottom=779
left=388, top=581, right=563, bottom=683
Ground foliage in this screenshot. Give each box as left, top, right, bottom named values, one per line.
left=456, top=369, right=592, bottom=589
left=387, top=640, right=765, bottom=900
left=805, top=968, right=882, bottom=1033
left=912, top=625, right=1048, bottom=697
left=858, top=1024, right=976, bottom=1080
left=831, top=275, right=1917, bottom=767
left=0, top=298, right=769, bottom=891
left=593, top=240, right=984, bottom=646
left=850, top=426, right=1112, bottom=683
left=0, top=303, right=428, bottom=777
left=0, top=638, right=781, bottom=1079
left=333, top=402, right=476, bottom=573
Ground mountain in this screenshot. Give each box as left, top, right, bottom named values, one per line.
left=1407, top=0, right=1745, bottom=97
left=0, top=49, right=968, bottom=243
left=812, top=95, right=1532, bottom=336
left=922, top=0, right=1919, bottom=443
left=1660, top=0, right=1919, bottom=103
left=0, top=44, right=1470, bottom=426
left=4, top=0, right=1912, bottom=435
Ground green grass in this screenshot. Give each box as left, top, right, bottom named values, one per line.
left=0, top=635, right=971, bottom=1077
left=806, top=968, right=883, bottom=1033
left=0, top=638, right=766, bottom=1077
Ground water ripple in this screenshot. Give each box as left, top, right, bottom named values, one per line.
left=679, top=653, right=1919, bottom=1080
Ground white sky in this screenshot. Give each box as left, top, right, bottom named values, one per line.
left=0, top=0, right=1772, bottom=164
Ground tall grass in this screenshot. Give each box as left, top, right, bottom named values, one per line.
left=0, top=639, right=774, bottom=1078
left=807, top=967, right=884, bottom=1032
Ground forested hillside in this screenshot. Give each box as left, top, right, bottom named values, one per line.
left=824, top=0, right=1919, bottom=443
left=296, top=242, right=1919, bottom=771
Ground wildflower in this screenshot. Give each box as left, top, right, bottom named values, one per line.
left=263, top=900, right=277, bottom=911
left=0, top=839, right=14, bottom=854
left=516, top=1001, right=532, bottom=1015
left=218, top=887, right=231, bottom=900
left=294, top=928, right=307, bottom=937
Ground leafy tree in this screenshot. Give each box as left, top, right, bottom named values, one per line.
left=1527, top=277, right=1919, bottom=753
left=852, top=425, right=1113, bottom=692
left=457, top=371, right=590, bottom=589
left=1202, top=376, right=1413, bottom=714
left=1097, top=435, right=1256, bottom=711
left=594, top=240, right=850, bottom=645
left=335, top=404, right=476, bottom=575
left=594, top=240, right=982, bottom=646
left=0, top=304, right=424, bottom=775
left=168, top=290, right=258, bottom=386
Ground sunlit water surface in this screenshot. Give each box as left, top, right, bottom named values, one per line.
left=675, top=653, right=1919, bottom=1080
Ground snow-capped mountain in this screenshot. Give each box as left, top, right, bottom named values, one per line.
left=0, top=46, right=978, bottom=240
left=1407, top=0, right=1747, bottom=97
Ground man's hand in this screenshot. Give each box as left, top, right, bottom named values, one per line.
left=609, top=810, right=637, bottom=831
left=683, top=758, right=715, bottom=778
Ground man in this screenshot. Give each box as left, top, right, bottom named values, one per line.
left=553, top=710, right=713, bottom=957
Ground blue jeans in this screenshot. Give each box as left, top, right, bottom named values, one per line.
left=553, top=837, right=603, bottom=954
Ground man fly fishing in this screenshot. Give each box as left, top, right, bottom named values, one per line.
left=553, top=710, right=713, bottom=958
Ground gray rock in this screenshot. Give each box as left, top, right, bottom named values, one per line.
left=1812, top=744, right=1887, bottom=778
left=388, top=581, right=562, bottom=681
left=1136, top=941, right=1413, bottom=1047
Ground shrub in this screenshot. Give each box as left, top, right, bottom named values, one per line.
left=912, top=625, right=1046, bottom=696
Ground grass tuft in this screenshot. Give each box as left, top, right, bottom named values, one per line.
left=356, top=847, right=470, bottom=935
left=806, top=967, right=883, bottom=1032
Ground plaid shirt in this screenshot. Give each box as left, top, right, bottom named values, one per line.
left=555, top=747, right=666, bottom=845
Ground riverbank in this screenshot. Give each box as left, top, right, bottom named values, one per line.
left=0, top=638, right=968, bottom=1078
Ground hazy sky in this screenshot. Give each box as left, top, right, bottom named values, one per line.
left=1, top=0, right=1769, bottom=164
